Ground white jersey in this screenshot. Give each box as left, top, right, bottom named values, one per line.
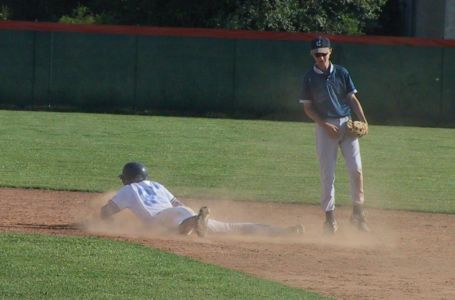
left=111, top=180, right=176, bottom=223
left=109, top=180, right=293, bottom=235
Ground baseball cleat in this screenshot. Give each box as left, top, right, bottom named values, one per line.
left=351, top=205, right=370, bottom=232
left=287, top=224, right=305, bottom=235
left=195, top=206, right=210, bottom=237
left=350, top=215, right=370, bottom=232
left=323, top=210, right=338, bottom=235
left=178, top=216, right=197, bottom=235
left=178, top=206, right=210, bottom=237
left=323, top=220, right=338, bottom=235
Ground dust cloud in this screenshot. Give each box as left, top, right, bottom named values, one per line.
left=80, top=193, right=398, bottom=250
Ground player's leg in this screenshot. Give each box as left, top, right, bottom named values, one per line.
left=315, top=122, right=340, bottom=233
left=206, top=219, right=304, bottom=236
left=316, top=125, right=339, bottom=211
left=340, top=135, right=369, bottom=232
left=340, top=135, right=364, bottom=206
left=152, top=206, right=196, bottom=233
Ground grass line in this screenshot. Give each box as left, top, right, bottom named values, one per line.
left=0, top=110, right=454, bottom=213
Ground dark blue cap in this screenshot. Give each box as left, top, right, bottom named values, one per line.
left=310, top=36, right=331, bottom=52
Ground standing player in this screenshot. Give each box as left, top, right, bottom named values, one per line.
left=100, top=162, right=304, bottom=237
left=299, top=36, right=370, bottom=234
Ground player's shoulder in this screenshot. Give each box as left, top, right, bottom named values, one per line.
left=132, top=179, right=155, bottom=185
left=123, top=180, right=155, bottom=190
left=303, top=67, right=313, bottom=76
left=146, top=180, right=162, bottom=186
left=143, top=180, right=168, bottom=190
left=302, top=67, right=316, bottom=81
left=119, top=183, right=134, bottom=191
left=333, top=64, right=350, bottom=75
left=113, top=184, right=135, bottom=203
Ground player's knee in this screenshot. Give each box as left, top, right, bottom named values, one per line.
left=350, top=168, right=363, bottom=179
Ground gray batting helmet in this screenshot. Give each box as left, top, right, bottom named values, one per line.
left=119, top=162, right=148, bottom=184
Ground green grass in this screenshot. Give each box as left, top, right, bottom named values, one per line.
left=362, top=125, right=455, bottom=212
left=0, top=109, right=453, bottom=300
left=0, top=110, right=454, bottom=213
left=0, top=233, right=328, bottom=299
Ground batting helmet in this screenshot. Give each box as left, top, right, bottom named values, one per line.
left=119, top=162, right=148, bottom=184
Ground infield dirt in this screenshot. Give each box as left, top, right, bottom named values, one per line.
left=1, top=188, right=454, bottom=299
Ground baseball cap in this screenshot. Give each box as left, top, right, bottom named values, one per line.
left=310, top=36, right=331, bottom=54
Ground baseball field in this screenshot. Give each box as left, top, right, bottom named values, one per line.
left=0, top=110, right=454, bottom=299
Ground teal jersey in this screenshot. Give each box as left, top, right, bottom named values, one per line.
left=300, top=64, right=357, bottom=118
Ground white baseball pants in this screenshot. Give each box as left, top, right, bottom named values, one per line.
left=315, top=116, right=364, bottom=212
left=154, top=206, right=288, bottom=235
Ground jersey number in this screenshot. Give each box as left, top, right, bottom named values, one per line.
left=137, top=185, right=159, bottom=207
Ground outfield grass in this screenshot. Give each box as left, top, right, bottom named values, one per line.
left=0, top=110, right=453, bottom=213
left=0, top=233, right=328, bottom=299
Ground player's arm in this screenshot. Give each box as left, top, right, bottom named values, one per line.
left=100, top=200, right=121, bottom=220
left=302, top=101, right=323, bottom=125
left=303, top=101, right=341, bottom=138
left=348, top=93, right=368, bottom=121
left=345, top=71, right=367, bottom=124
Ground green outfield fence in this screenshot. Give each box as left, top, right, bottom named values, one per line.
left=0, top=21, right=454, bottom=126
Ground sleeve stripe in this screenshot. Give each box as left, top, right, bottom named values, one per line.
left=347, top=89, right=358, bottom=97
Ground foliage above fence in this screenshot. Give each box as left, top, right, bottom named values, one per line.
left=1, top=0, right=387, bottom=35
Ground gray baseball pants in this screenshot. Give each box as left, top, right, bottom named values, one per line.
left=315, top=116, right=364, bottom=212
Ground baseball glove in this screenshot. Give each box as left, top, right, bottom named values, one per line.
left=346, top=120, right=368, bottom=138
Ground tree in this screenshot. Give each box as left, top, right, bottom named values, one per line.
left=212, top=0, right=388, bottom=35
left=59, top=4, right=114, bottom=24
left=0, top=0, right=388, bottom=35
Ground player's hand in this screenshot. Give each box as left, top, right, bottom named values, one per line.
left=321, top=122, right=341, bottom=139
